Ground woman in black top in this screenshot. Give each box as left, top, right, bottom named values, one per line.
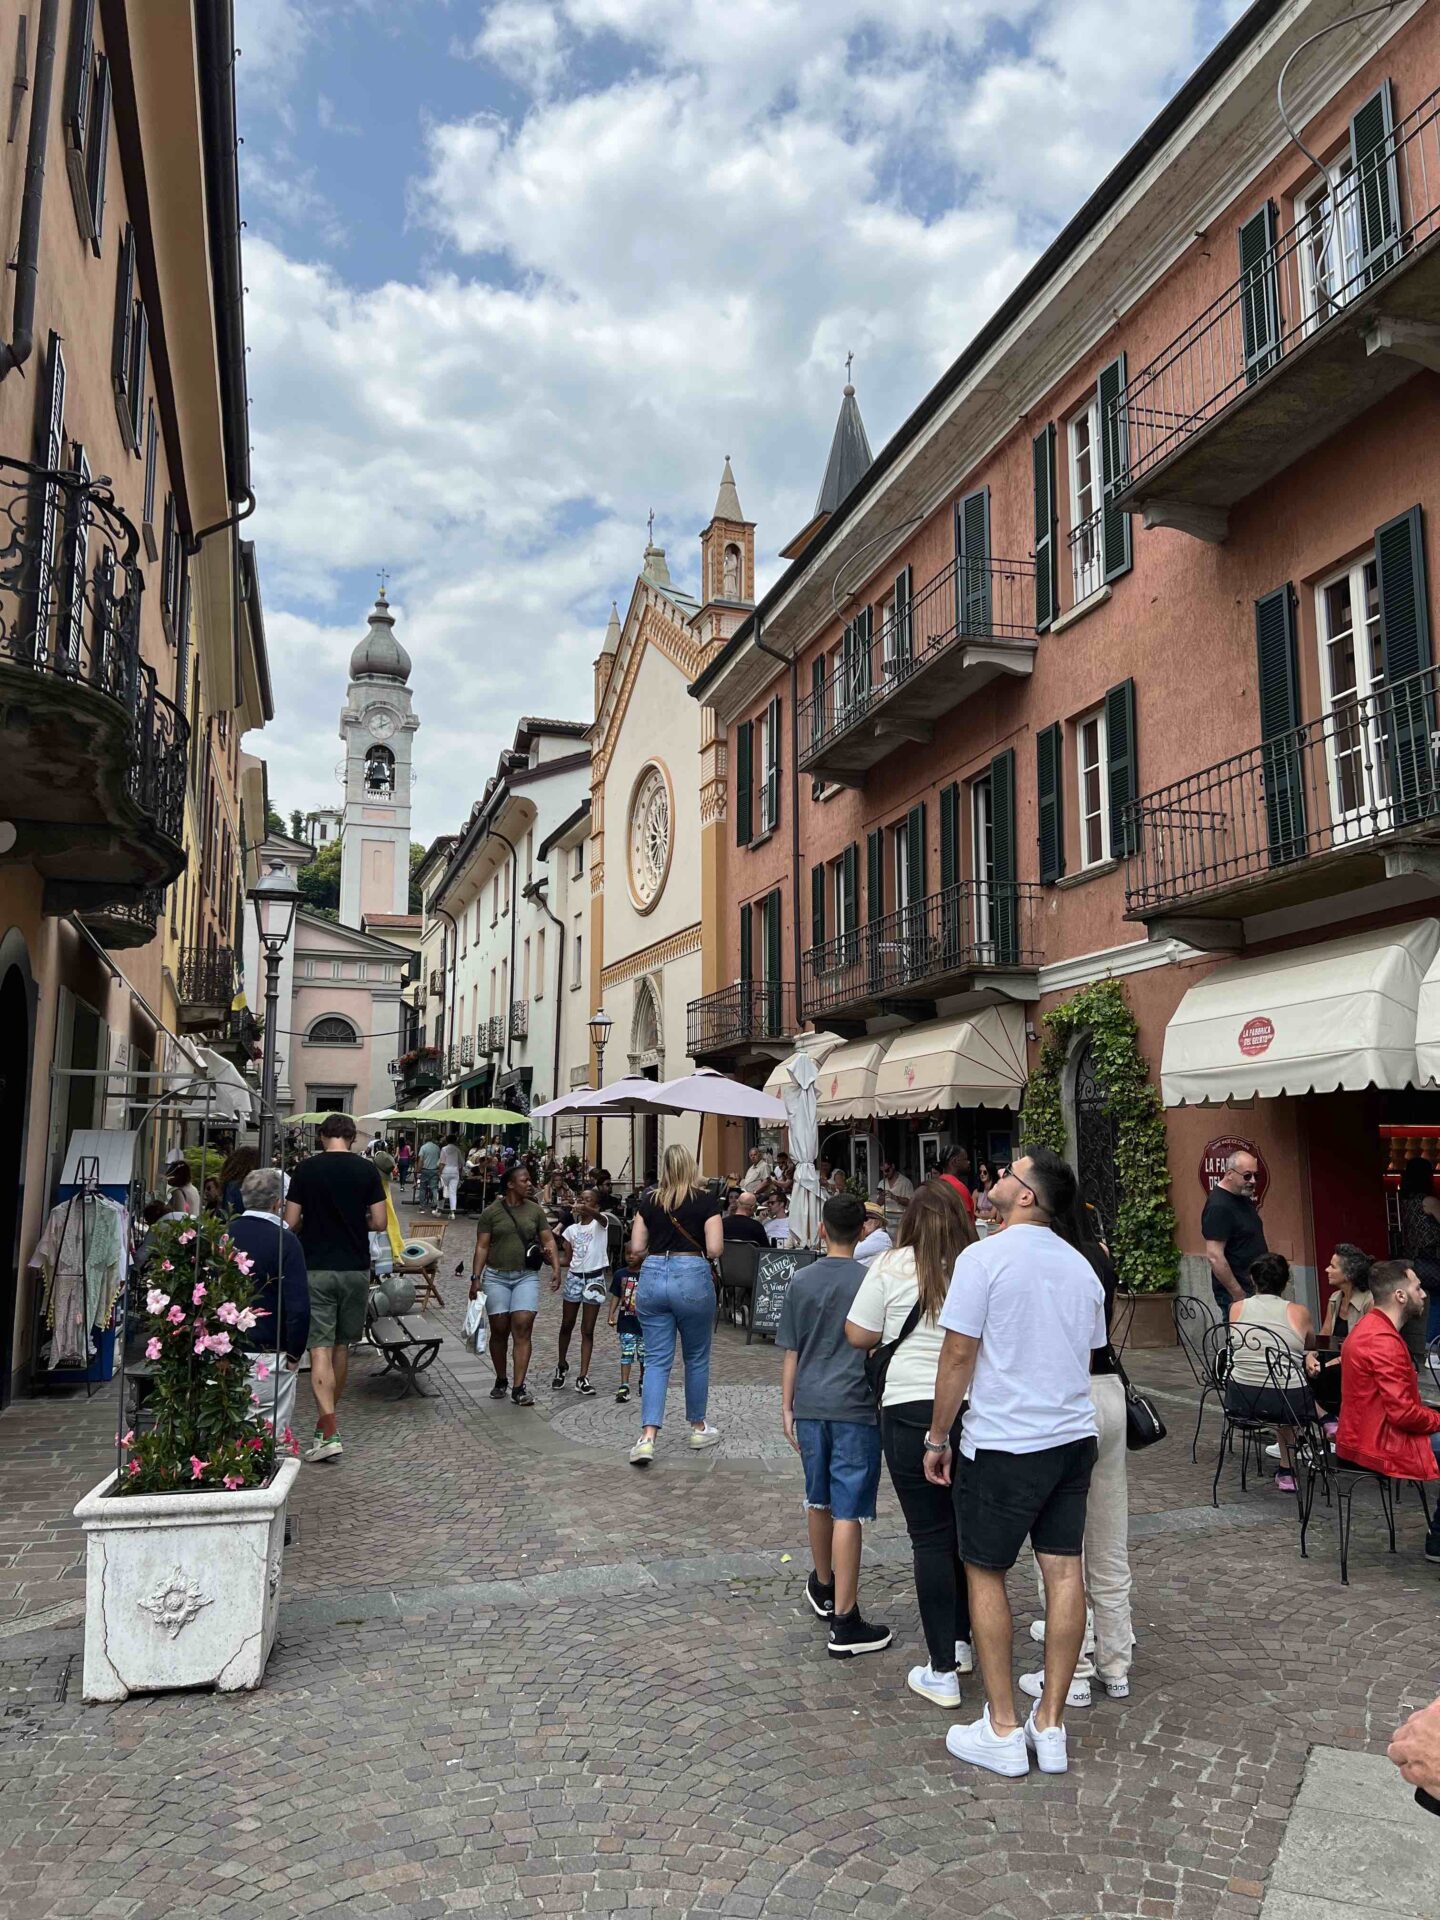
left=1021, top=1190, right=1134, bottom=1706
left=625, top=1144, right=724, bottom=1467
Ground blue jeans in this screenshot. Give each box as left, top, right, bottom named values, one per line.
left=796, top=1418, right=882, bottom=1522
left=635, top=1254, right=715, bottom=1430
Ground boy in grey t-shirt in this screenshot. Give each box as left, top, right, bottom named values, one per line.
left=778, top=1193, right=891, bottom=1661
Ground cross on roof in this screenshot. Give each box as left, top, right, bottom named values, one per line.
left=845, top=349, right=854, bottom=383
left=647, top=508, right=655, bottom=545
left=377, top=566, right=390, bottom=597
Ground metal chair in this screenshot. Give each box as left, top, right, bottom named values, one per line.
left=1288, top=1369, right=1435, bottom=1584
left=1212, top=1323, right=1297, bottom=1506
left=717, top=1239, right=761, bottom=1328
left=1174, top=1294, right=1225, bottom=1461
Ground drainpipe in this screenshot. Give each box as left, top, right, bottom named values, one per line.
left=753, top=613, right=804, bottom=1026
left=432, top=904, right=459, bottom=1058
left=0, top=0, right=59, bottom=382
left=491, top=827, right=522, bottom=1078
left=524, top=871, right=566, bottom=1153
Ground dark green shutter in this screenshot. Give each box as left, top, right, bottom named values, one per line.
left=764, top=889, right=782, bottom=985
left=1254, top=586, right=1306, bottom=864
left=112, top=225, right=136, bottom=415
left=939, top=783, right=960, bottom=889
left=63, top=0, right=96, bottom=151
left=1033, top=426, right=1057, bottom=632
left=1097, top=356, right=1131, bottom=580
left=1238, top=203, right=1281, bottom=383
left=866, top=829, right=884, bottom=990
left=1036, top=722, right=1064, bottom=884
left=893, top=565, right=913, bottom=669
left=905, top=804, right=927, bottom=899
left=956, top=486, right=991, bottom=634
left=765, top=694, right=782, bottom=831
left=810, top=863, right=826, bottom=951
left=810, top=653, right=825, bottom=748
left=86, top=55, right=112, bottom=252
left=842, top=845, right=859, bottom=933
left=990, top=750, right=1017, bottom=963
left=1376, top=506, right=1435, bottom=824
left=1104, top=681, right=1138, bottom=859
left=739, top=902, right=752, bottom=984
left=1351, top=82, right=1400, bottom=283
left=854, top=606, right=872, bottom=699
left=735, top=719, right=753, bottom=845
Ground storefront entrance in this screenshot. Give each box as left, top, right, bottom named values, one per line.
left=1074, top=1037, right=1123, bottom=1242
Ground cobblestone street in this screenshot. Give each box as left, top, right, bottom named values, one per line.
left=3, top=1267, right=1440, bottom=1920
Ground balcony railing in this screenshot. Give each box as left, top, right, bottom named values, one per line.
left=510, top=998, right=529, bottom=1039
left=459, top=1035, right=475, bottom=1067
left=688, top=981, right=796, bottom=1058
left=803, top=882, right=1041, bottom=1020
left=79, top=884, right=166, bottom=952
left=798, top=551, right=1036, bottom=771
left=1111, top=85, right=1440, bottom=498
left=176, top=945, right=237, bottom=1011
left=1124, top=663, right=1440, bottom=917
left=429, top=968, right=444, bottom=997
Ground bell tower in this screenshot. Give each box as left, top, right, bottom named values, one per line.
left=696, top=458, right=754, bottom=647
left=339, top=586, right=417, bottom=927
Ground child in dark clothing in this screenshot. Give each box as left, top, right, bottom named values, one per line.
left=608, top=1267, right=646, bottom=1403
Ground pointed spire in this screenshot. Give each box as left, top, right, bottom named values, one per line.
left=814, top=373, right=873, bottom=518
left=601, top=601, right=621, bottom=656
left=712, top=455, right=743, bottom=523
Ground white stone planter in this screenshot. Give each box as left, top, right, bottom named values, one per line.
left=73, top=1455, right=300, bottom=1703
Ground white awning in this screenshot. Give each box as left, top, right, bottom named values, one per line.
left=415, top=1084, right=461, bottom=1112
left=874, top=1006, right=1028, bottom=1118
left=816, top=1038, right=888, bottom=1123
left=1161, top=919, right=1439, bottom=1106
left=763, top=1033, right=844, bottom=1100
left=1411, top=942, right=1440, bottom=1087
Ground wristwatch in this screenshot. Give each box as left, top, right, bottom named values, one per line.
left=922, top=1434, right=951, bottom=1453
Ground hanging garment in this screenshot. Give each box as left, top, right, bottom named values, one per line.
left=29, top=1193, right=127, bottom=1368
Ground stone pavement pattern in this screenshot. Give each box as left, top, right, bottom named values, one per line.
left=2, top=1269, right=1439, bottom=1918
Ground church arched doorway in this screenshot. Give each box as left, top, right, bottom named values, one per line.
left=630, top=979, right=663, bottom=1188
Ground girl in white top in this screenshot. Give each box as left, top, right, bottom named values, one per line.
left=845, top=1183, right=977, bottom=1710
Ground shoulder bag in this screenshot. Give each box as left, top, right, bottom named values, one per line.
left=665, top=1199, right=721, bottom=1287
left=863, top=1260, right=925, bottom=1406
left=1109, top=1346, right=1166, bottom=1450
left=502, top=1199, right=547, bottom=1272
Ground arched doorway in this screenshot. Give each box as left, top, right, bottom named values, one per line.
left=0, top=951, right=36, bottom=1408
left=630, top=979, right=663, bottom=1188
left=1071, top=1034, right=1122, bottom=1243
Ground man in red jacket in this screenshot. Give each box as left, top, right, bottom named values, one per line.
left=1337, top=1259, right=1440, bottom=1561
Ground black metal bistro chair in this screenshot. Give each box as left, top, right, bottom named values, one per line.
left=1212, top=1323, right=1301, bottom=1507
left=1175, top=1294, right=1226, bottom=1461
left=1290, top=1404, right=1436, bottom=1588
left=717, top=1239, right=761, bottom=1329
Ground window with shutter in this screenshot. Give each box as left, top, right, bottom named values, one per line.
left=83, top=54, right=111, bottom=254
left=32, top=333, right=67, bottom=659
left=60, top=445, right=90, bottom=674
left=938, top=782, right=962, bottom=964
left=810, top=654, right=826, bottom=748
left=843, top=606, right=873, bottom=710
left=811, top=863, right=825, bottom=951
left=763, top=890, right=782, bottom=981
left=1033, top=425, right=1057, bottom=631
left=1097, top=356, right=1131, bottom=581
left=955, top=487, right=991, bottom=634
left=142, top=403, right=159, bottom=557
left=735, top=719, right=753, bottom=845
left=1254, top=587, right=1306, bottom=863
left=761, top=694, right=781, bottom=833
left=989, top=751, right=1018, bottom=963
left=1351, top=80, right=1400, bottom=284
left=1375, top=505, right=1435, bottom=825
left=1238, top=204, right=1281, bottom=385
left=112, top=227, right=136, bottom=438
left=866, top=827, right=883, bottom=917
left=739, top=902, right=752, bottom=987
left=1104, top=680, right=1138, bottom=859
left=127, top=299, right=148, bottom=453
left=1036, top=723, right=1064, bottom=884
left=892, top=565, right=912, bottom=671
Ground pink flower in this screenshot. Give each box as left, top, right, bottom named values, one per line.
left=216, top=1301, right=240, bottom=1326
left=189, top=1455, right=208, bottom=1480
left=233, top=1251, right=254, bottom=1276
left=145, top=1337, right=161, bottom=1360
left=236, top=1307, right=259, bottom=1332
left=167, top=1305, right=186, bottom=1325
left=208, top=1330, right=232, bottom=1355
left=128, top=1460, right=141, bottom=1478
left=193, top=1338, right=207, bottom=1356
left=253, top=1360, right=270, bottom=1380
left=145, top=1288, right=170, bottom=1314
left=179, top=1230, right=196, bottom=1245
left=192, top=1283, right=207, bottom=1305
left=223, top=1473, right=243, bottom=1490
left=159, top=1259, right=173, bottom=1272
left=281, top=1426, right=296, bottom=1448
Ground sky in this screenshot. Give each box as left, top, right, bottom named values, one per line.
left=234, top=0, right=1250, bottom=846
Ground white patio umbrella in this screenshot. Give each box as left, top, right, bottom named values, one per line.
left=651, top=1068, right=787, bottom=1122
left=781, top=1052, right=822, bottom=1249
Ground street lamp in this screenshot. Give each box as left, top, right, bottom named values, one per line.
left=249, top=861, right=303, bottom=1166
left=587, top=1007, right=612, bottom=1171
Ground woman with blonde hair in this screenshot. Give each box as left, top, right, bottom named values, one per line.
left=626, top=1142, right=725, bottom=1467
left=845, top=1182, right=976, bottom=1708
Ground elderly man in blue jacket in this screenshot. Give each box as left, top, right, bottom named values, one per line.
left=227, top=1165, right=310, bottom=1448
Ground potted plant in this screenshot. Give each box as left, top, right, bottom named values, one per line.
left=72, top=1213, right=301, bottom=1703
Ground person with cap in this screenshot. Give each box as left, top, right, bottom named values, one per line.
left=855, top=1202, right=893, bottom=1266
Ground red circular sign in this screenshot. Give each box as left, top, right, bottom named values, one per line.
left=1238, top=1016, right=1275, bottom=1057
left=1200, top=1137, right=1269, bottom=1205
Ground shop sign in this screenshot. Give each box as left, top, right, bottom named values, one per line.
left=1200, top=1136, right=1269, bottom=1204
left=1238, top=1015, right=1275, bottom=1057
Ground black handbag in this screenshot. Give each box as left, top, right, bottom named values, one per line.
left=1110, top=1348, right=1166, bottom=1450
left=503, top=1200, right=546, bottom=1271
left=865, top=1297, right=923, bottom=1406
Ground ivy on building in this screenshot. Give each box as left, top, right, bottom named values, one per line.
left=1022, top=977, right=1179, bottom=1295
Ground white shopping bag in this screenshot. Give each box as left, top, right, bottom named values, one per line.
left=461, top=1291, right=488, bottom=1353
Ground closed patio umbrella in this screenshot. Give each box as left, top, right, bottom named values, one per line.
left=781, top=1052, right=822, bottom=1250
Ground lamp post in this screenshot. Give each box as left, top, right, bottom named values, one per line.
left=587, top=1006, right=612, bottom=1173
left=249, top=862, right=303, bottom=1167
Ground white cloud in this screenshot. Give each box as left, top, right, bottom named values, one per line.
left=238, top=0, right=1237, bottom=841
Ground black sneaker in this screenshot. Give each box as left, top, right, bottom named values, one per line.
left=827, top=1609, right=892, bottom=1659
left=577, top=1376, right=595, bottom=1396
left=805, top=1570, right=836, bottom=1619
left=489, top=1378, right=509, bottom=1400
left=615, top=1384, right=630, bottom=1404
left=551, top=1363, right=569, bottom=1390
left=1426, top=1536, right=1440, bottom=1565
left=512, top=1383, right=535, bottom=1407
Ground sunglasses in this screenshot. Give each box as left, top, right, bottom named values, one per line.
left=996, top=1164, right=1034, bottom=1197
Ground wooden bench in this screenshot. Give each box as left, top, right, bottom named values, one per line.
left=367, top=1312, right=442, bottom=1398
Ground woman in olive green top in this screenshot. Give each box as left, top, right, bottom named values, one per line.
left=468, top=1164, right=560, bottom=1405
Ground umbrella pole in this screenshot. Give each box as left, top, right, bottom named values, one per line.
left=697, top=1108, right=705, bottom=1175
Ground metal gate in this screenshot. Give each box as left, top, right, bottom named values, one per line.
left=1073, top=1038, right=1121, bottom=1241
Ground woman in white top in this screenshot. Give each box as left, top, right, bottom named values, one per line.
left=845, top=1183, right=976, bottom=1710
left=438, top=1134, right=463, bottom=1215
left=1225, top=1251, right=1315, bottom=1492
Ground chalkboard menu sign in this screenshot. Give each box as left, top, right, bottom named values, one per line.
left=749, top=1248, right=816, bottom=1339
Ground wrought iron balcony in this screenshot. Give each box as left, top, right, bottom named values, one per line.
left=1124, top=664, right=1440, bottom=927
left=0, top=455, right=189, bottom=912
left=510, top=998, right=529, bottom=1039
left=797, top=552, right=1037, bottom=783
left=687, top=981, right=796, bottom=1060
left=429, top=968, right=444, bottom=996
left=176, top=946, right=237, bottom=1030
left=460, top=1035, right=475, bottom=1067
left=393, top=1049, right=443, bottom=1093
left=1110, top=85, right=1440, bottom=535
left=802, top=882, right=1042, bottom=1021
left=79, top=884, right=166, bottom=952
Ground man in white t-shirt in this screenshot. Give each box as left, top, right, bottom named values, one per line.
left=740, top=1148, right=773, bottom=1196
left=923, top=1146, right=1105, bottom=1780
left=878, top=1162, right=914, bottom=1236
left=854, top=1201, right=893, bottom=1266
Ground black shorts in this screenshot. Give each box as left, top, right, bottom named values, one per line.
left=1222, top=1382, right=1315, bottom=1428
left=956, top=1437, right=1098, bottom=1572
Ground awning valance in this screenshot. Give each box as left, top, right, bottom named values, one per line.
left=1161, top=919, right=1439, bottom=1106
left=816, top=1038, right=887, bottom=1123
left=763, top=1033, right=843, bottom=1101
left=874, top=1006, right=1028, bottom=1118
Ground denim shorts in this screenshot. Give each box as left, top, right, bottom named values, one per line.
left=795, top=1418, right=882, bottom=1523
left=484, top=1269, right=540, bottom=1315
left=562, top=1269, right=609, bottom=1306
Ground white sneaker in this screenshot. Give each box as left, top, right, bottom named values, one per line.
left=1028, top=1613, right=1095, bottom=1656
left=687, top=1423, right=721, bottom=1450
left=955, top=1639, right=975, bottom=1675
left=1023, top=1709, right=1069, bottom=1774
left=629, top=1436, right=655, bottom=1468
left=944, top=1705, right=1029, bottom=1777
left=1264, top=1443, right=1282, bottom=1462
left=1101, top=1675, right=1130, bottom=1699
left=907, top=1664, right=961, bottom=1708
left=1018, top=1667, right=1091, bottom=1709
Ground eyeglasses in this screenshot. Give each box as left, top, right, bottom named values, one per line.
left=996, top=1163, right=1035, bottom=1199
left=1237, top=1171, right=1258, bottom=1184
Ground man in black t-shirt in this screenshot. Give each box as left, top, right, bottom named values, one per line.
left=1200, top=1149, right=1267, bottom=1312
left=284, top=1112, right=386, bottom=1462
left=722, top=1192, right=771, bottom=1250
